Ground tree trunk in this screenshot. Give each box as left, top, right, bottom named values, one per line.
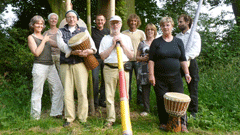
left=47, top=0, right=66, bottom=25
left=87, top=0, right=95, bottom=116
left=232, top=0, right=240, bottom=26
left=97, top=0, right=135, bottom=30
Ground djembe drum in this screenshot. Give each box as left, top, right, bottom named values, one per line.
left=164, top=92, right=191, bottom=132
left=68, top=32, right=99, bottom=70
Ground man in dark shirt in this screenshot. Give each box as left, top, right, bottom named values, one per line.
left=92, top=14, right=110, bottom=109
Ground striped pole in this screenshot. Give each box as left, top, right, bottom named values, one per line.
left=116, top=43, right=133, bottom=135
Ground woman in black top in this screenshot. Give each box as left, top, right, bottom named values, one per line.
left=148, top=17, right=191, bottom=132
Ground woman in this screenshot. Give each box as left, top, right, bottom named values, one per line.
left=28, top=15, right=63, bottom=120
left=44, top=13, right=60, bottom=72
left=136, top=23, right=157, bottom=116
left=148, top=17, right=191, bottom=132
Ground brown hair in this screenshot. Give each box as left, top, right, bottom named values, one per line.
left=127, top=14, right=141, bottom=28
left=159, top=16, right=174, bottom=27
left=95, top=14, right=106, bottom=20
left=178, top=14, right=192, bottom=28
left=145, top=23, right=157, bottom=38
left=29, top=15, right=45, bottom=32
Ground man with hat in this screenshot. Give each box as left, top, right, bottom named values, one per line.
left=56, top=10, right=97, bottom=127
left=99, top=15, right=134, bottom=127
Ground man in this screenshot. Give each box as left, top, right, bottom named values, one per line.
left=122, top=14, right=146, bottom=105
left=56, top=10, right=97, bottom=127
left=176, top=14, right=201, bottom=119
left=92, top=14, right=110, bottom=109
left=99, top=15, right=133, bottom=127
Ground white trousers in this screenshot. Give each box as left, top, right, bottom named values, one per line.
left=31, top=63, right=64, bottom=120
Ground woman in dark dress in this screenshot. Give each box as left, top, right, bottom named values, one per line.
left=148, top=17, right=191, bottom=132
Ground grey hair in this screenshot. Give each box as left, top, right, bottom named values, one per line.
left=48, top=13, right=59, bottom=20
left=29, top=15, right=46, bottom=32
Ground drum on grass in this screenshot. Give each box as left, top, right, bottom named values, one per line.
left=68, top=32, right=99, bottom=70
left=164, top=92, right=191, bottom=132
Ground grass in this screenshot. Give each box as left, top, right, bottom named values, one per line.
left=0, top=61, right=240, bottom=134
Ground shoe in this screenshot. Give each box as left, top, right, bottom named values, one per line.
left=63, top=122, right=71, bottom=127
left=159, top=124, right=167, bottom=131
left=140, top=112, right=149, bottom=117
left=104, top=121, right=114, bottom=128
left=181, top=124, right=189, bottom=133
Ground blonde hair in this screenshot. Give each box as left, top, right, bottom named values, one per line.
left=29, top=15, right=45, bottom=32
left=159, top=17, right=174, bottom=27
left=145, top=23, right=157, bottom=38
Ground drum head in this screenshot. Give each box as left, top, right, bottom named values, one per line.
left=164, top=92, right=191, bottom=102
left=59, top=18, right=87, bottom=29
left=68, top=32, right=88, bottom=47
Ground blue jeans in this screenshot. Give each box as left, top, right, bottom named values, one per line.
left=128, top=61, right=142, bottom=104
left=92, top=58, right=105, bottom=108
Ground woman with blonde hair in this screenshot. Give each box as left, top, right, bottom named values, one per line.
left=28, top=15, right=63, bottom=120
left=136, top=23, right=157, bottom=116
left=148, top=17, right=191, bottom=132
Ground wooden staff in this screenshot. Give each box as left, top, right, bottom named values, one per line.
left=116, top=43, right=132, bottom=135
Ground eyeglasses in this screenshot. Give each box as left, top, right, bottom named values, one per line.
left=147, top=29, right=154, bottom=31
left=66, top=16, right=77, bottom=20
left=110, top=22, right=121, bottom=25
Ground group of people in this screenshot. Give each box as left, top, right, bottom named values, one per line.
left=28, top=9, right=201, bottom=133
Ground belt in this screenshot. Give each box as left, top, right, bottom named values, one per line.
left=105, top=63, right=118, bottom=68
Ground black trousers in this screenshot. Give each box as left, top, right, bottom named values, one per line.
left=142, top=84, right=151, bottom=112
left=181, top=59, right=199, bottom=113
left=129, top=61, right=142, bottom=104
left=154, top=73, right=186, bottom=125
left=92, top=58, right=105, bottom=108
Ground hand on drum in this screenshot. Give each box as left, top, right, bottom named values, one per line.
left=71, top=49, right=92, bottom=57
left=149, top=74, right=155, bottom=86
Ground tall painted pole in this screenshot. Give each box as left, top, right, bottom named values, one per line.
left=116, top=43, right=133, bottom=135
left=186, top=0, right=203, bottom=49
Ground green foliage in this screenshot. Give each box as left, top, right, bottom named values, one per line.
left=0, top=28, right=33, bottom=79
left=115, top=0, right=127, bottom=24
left=187, top=63, right=240, bottom=131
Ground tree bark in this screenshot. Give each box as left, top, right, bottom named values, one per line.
left=87, top=0, right=95, bottom=116
left=97, top=0, right=135, bottom=29
left=232, top=0, right=240, bottom=26
left=47, top=0, right=66, bottom=26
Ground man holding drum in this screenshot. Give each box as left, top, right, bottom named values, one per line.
left=56, top=10, right=97, bottom=127
left=99, top=15, right=134, bottom=128
left=176, top=14, right=201, bottom=119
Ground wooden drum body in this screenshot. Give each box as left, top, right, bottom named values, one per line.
left=68, top=32, right=99, bottom=70
left=164, top=92, right=191, bottom=132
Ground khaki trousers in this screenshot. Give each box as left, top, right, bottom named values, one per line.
left=60, top=63, right=88, bottom=122
left=103, top=65, right=129, bottom=122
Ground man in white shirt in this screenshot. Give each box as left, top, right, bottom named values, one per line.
left=99, top=15, right=134, bottom=127
left=56, top=10, right=97, bottom=127
left=176, top=14, right=201, bottom=119
left=122, top=14, right=146, bottom=105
